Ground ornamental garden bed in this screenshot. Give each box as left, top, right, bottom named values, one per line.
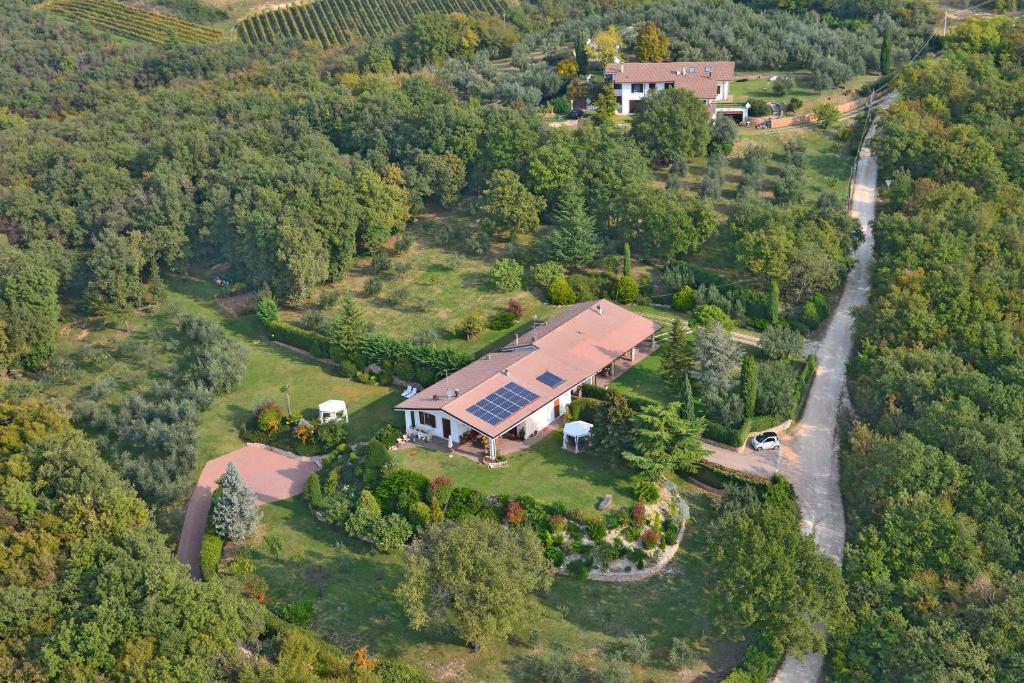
left=553, top=479, right=690, bottom=580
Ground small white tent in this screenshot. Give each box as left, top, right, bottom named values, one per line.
left=562, top=420, right=593, bottom=453
left=318, top=400, right=348, bottom=424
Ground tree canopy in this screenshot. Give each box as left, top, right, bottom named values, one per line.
left=396, top=516, right=552, bottom=647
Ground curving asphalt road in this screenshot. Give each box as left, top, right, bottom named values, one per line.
left=770, top=118, right=881, bottom=682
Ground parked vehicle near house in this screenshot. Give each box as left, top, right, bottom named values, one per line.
left=750, top=431, right=781, bottom=450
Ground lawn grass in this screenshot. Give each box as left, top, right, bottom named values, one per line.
left=394, top=431, right=636, bottom=513
left=251, top=485, right=744, bottom=682
left=609, top=346, right=679, bottom=405
left=727, top=71, right=876, bottom=110
left=161, top=277, right=402, bottom=468
left=282, top=217, right=554, bottom=356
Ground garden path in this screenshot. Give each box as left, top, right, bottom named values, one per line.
left=177, top=444, right=319, bottom=579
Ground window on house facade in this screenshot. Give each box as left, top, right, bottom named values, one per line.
left=665, top=82, right=674, bottom=89
left=418, top=411, right=437, bottom=428
left=630, top=83, right=642, bottom=93
left=716, top=85, right=722, bottom=96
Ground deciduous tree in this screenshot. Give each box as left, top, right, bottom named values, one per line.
left=396, top=516, right=552, bottom=647
left=631, top=89, right=712, bottom=164
left=635, top=21, right=670, bottom=62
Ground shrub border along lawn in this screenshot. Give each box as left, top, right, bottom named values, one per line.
left=200, top=530, right=223, bottom=580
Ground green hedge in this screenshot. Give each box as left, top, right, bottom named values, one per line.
left=263, top=319, right=332, bottom=358
left=199, top=530, right=223, bottom=581
left=581, top=382, right=659, bottom=412
left=261, top=320, right=474, bottom=386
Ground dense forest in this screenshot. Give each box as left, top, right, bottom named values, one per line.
left=0, top=400, right=428, bottom=680
left=835, top=19, right=1024, bottom=680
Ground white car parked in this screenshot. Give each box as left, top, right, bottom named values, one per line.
left=750, top=431, right=781, bottom=451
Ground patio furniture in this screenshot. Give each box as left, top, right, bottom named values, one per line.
left=401, top=385, right=418, bottom=399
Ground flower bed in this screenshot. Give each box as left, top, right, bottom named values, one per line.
left=553, top=479, right=690, bottom=580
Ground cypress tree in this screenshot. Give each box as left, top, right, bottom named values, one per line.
left=768, top=280, right=780, bottom=324
left=574, top=33, right=589, bottom=75
left=681, top=376, right=696, bottom=420
left=623, top=242, right=632, bottom=277
left=212, top=462, right=262, bottom=542
left=880, top=27, right=893, bottom=75
left=740, top=355, right=758, bottom=419
left=304, top=472, right=323, bottom=508
left=660, top=320, right=693, bottom=394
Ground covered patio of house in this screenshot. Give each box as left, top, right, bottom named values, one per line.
left=593, top=340, right=657, bottom=388
left=400, top=417, right=567, bottom=466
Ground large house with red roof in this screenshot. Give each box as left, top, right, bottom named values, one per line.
left=604, top=60, right=747, bottom=121
left=395, top=300, right=659, bottom=460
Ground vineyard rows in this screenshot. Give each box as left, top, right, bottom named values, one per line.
left=44, top=0, right=222, bottom=44
left=237, top=0, right=506, bottom=48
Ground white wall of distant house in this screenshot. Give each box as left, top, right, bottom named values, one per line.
left=614, top=80, right=730, bottom=114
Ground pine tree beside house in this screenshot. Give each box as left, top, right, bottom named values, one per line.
left=212, top=462, right=262, bottom=542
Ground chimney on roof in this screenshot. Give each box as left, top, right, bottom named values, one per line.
left=502, top=369, right=510, bottom=376
left=433, top=394, right=441, bottom=400
left=596, top=303, right=604, bottom=316
left=514, top=333, right=519, bottom=345
left=485, top=354, right=491, bottom=360
left=454, top=389, right=460, bottom=396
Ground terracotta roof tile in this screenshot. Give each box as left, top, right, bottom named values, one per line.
left=605, top=61, right=734, bottom=101
left=396, top=299, right=660, bottom=437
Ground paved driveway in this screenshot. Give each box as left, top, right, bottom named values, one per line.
left=702, top=439, right=779, bottom=481
left=772, top=118, right=881, bottom=683
left=176, top=444, right=319, bottom=579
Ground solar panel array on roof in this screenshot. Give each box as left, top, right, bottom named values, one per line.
left=466, top=382, right=539, bottom=425
left=536, top=371, right=564, bottom=388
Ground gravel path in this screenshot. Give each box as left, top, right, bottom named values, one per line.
left=771, top=120, right=880, bottom=682
left=176, top=444, right=319, bottom=579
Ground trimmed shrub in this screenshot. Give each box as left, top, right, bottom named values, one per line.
left=547, top=276, right=576, bottom=305
left=199, top=531, right=223, bottom=580
left=613, top=275, right=639, bottom=304
left=370, top=513, right=413, bottom=552
left=446, top=486, right=485, bottom=520
left=634, top=480, right=659, bottom=504
left=672, top=286, right=696, bottom=311
left=373, top=468, right=428, bottom=514
left=491, top=258, right=524, bottom=292
left=263, top=319, right=331, bottom=358
left=691, top=304, right=733, bottom=329
left=487, top=310, right=517, bottom=330
left=531, top=261, right=566, bottom=288
left=304, top=473, right=323, bottom=508
left=370, top=424, right=400, bottom=448
left=564, top=396, right=602, bottom=422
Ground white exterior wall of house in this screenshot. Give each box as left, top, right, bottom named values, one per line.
left=403, top=386, right=578, bottom=443
left=613, top=80, right=730, bottom=114
left=407, top=409, right=471, bottom=443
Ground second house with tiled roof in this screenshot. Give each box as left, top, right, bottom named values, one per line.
left=604, top=60, right=747, bottom=121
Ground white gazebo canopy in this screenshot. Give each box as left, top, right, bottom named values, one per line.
left=562, top=420, right=593, bottom=453
left=318, top=400, right=349, bottom=424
